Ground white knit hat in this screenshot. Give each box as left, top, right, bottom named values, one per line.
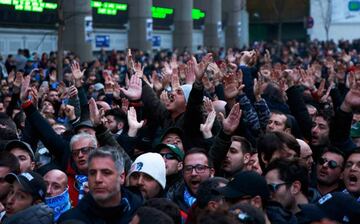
left=128, top=153, right=166, bottom=190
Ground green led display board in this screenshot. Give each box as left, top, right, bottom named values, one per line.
left=0, top=0, right=57, bottom=12
left=152, top=6, right=173, bottom=19
left=0, top=0, right=205, bottom=20
left=192, top=8, right=205, bottom=20
left=91, top=1, right=127, bottom=15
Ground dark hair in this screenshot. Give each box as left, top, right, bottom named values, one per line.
left=0, top=112, right=17, bottom=131
left=264, top=158, right=309, bottom=196
left=270, top=110, right=292, bottom=129
left=104, top=108, right=128, bottom=129
left=197, top=208, right=236, bottom=224
left=347, top=148, right=360, bottom=160
left=321, top=146, right=346, bottom=169
left=230, top=203, right=266, bottom=224
left=257, top=131, right=300, bottom=170
left=0, top=151, right=21, bottom=174
left=231, top=136, right=253, bottom=154
left=135, top=206, right=174, bottom=224
left=196, top=177, right=229, bottom=209
left=144, top=198, right=181, bottom=224
left=13, top=111, right=25, bottom=130
left=184, top=147, right=213, bottom=167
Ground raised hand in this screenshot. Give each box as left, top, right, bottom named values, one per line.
left=223, top=72, right=244, bottom=100
left=186, top=60, right=196, bottom=84
left=253, top=78, right=264, bottom=101
left=127, top=107, right=144, bottom=137
left=120, top=75, right=142, bottom=101
left=71, top=61, right=85, bottom=80
left=341, top=72, right=360, bottom=112
left=121, top=98, right=129, bottom=113
left=20, top=75, right=31, bottom=103
left=126, top=49, right=135, bottom=73
left=170, top=54, right=179, bottom=70
left=171, top=68, right=180, bottom=90
left=151, top=71, right=163, bottom=92
left=219, top=103, right=242, bottom=135
left=68, top=85, right=78, bottom=99
left=64, top=104, right=76, bottom=120
left=89, top=98, right=102, bottom=126
left=193, top=53, right=213, bottom=81
left=200, top=110, right=216, bottom=138
left=203, top=97, right=215, bottom=114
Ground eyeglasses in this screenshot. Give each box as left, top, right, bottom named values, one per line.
left=318, top=157, right=341, bottom=169
left=71, top=147, right=95, bottom=157
left=160, top=153, right=178, bottom=161
left=268, top=182, right=289, bottom=192
left=183, top=164, right=210, bottom=174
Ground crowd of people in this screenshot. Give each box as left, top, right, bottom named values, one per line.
left=0, top=39, right=360, bottom=224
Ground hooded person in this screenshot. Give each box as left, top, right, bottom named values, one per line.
left=127, top=153, right=166, bottom=200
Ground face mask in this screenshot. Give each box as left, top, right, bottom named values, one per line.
left=45, top=188, right=71, bottom=221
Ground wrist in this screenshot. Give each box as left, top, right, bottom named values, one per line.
left=128, top=127, right=139, bottom=137
left=202, top=131, right=212, bottom=139
left=340, top=101, right=352, bottom=113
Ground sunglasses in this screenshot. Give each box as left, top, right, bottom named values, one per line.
left=267, top=182, right=288, bottom=192
left=318, top=157, right=341, bottom=169
left=160, top=153, right=179, bottom=161
left=71, top=147, right=95, bottom=157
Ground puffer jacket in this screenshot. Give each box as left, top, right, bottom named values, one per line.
left=3, top=203, right=54, bottom=224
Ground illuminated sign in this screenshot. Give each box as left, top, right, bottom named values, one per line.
left=152, top=6, right=173, bottom=19
left=0, top=0, right=56, bottom=12
left=91, top=1, right=127, bottom=15
left=192, top=8, right=205, bottom=20
left=0, top=1, right=205, bottom=20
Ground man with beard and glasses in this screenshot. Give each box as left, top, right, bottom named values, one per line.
left=167, top=148, right=214, bottom=215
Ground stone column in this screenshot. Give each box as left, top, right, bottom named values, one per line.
left=128, top=0, right=152, bottom=51
left=173, top=0, right=193, bottom=51
left=225, top=0, right=242, bottom=49
left=204, top=0, right=222, bottom=49
left=63, top=0, right=93, bottom=61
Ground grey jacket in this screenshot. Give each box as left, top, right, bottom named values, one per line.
left=3, top=203, right=54, bottom=224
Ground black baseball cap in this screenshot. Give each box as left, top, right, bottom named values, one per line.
left=5, top=140, right=35, bottom=161
left=316, top=192, right=360, bottom=223
left=5, top=171, right=47, bottom=201
left=297, top=203, right=328, bottom=223
left=74, top=120, right=94, bottom=133
left=160, top=127, right=184, bottom=142
left=216, top=171, right=270, bottom=200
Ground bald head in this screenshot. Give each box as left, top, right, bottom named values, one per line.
left=44, top=169, right=68, bottom=197
left=297, top=139, right=313, bottom=172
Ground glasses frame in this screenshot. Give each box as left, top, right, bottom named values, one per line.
left=71, top=146, right=95, bottom=157
left=267, top=182, right=289, bottom=192
left=183, top=164, right=211, bottom=174
left=318, top=157, right=341, bottom=169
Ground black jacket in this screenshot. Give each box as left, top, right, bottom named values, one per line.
left=58, top=188, right=142, bottom=224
